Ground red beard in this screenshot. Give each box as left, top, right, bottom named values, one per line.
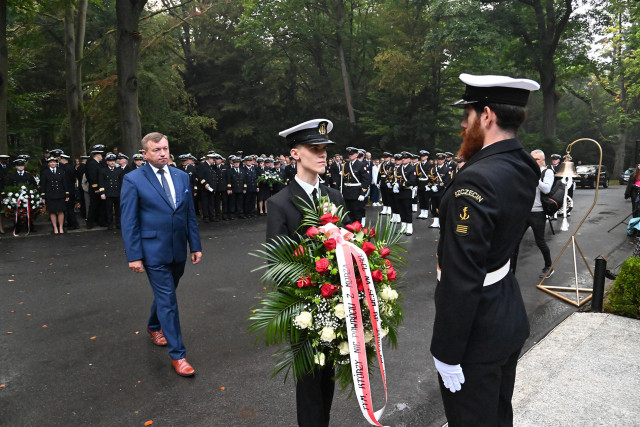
left=457, top=118, right=484, bottom=161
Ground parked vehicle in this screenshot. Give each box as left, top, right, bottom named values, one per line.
left=620, top=167, right=634, bottom=185
left=575, top=165, right=610, bottom=188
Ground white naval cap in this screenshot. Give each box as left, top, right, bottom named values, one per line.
left=452, top=73, right=540, bottom=107
left=279, top=119, right=335, bottom=149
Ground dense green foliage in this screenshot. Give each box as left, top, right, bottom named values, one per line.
left=605, top=256, right=640, bottom=319
left=2, top=0, right=640, bottom=173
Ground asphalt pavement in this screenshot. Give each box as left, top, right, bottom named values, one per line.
left=0, top=185, right=635, bottom=426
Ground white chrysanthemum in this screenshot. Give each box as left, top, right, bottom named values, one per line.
left=380, top=327, right=389, bottom=338
left=314, top=352, right=326, bottom=366
left=294, top=311, right=313, bottom=329
left=334, top=303, right=345, bottom=319
left=338, top=341, right=350, bottom=355
left=364, top=330, right=373, bottom=343
left=320, top=326, right=336, bottom=343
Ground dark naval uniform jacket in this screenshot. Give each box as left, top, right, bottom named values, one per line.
left=227, top=166, right=246, bottom=193
left=99, top=166, right=125, bottom=198
left=431, top=138, right=539, bottom=365
left=395, top=163, right=417, bottom=199
left=197, top=161, right=217, bottom=192
left=340, top=160, right=371, bottom=201
left=244, top=165, right=258, bottom=192
left=6, top=170, right=38, bottom=188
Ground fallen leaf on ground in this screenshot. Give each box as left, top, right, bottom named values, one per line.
left=144, top=421, right=153, bottom=426
left=220, top=386, right=225, bottom=390
left=7, top=332, right=12, bottom=334
left=42, top=325, right=47, bottom=328
left=0, top=384, right=5, bottom=388
left=8, top=279, right=14, bottom=282
left=90, top=336, right=97, bottom=340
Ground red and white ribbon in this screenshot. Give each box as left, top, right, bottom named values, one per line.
left=13, top=189, right=30, bottom=236
left=320, top=223, right=388, bottom=426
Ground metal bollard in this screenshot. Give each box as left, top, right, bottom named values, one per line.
left=591, top=255, right=607, bottom=313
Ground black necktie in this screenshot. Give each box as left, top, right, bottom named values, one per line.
left=19, top=171, right=23, bottom=176
left=311, top=188, right=318, bottom=206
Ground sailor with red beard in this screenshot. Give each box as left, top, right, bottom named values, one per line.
left=430, top=73, right=540, bottom=427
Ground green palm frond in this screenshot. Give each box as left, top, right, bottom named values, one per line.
left=251, top=235, right=311, bottom=286
left=297, top=195, right=348, bottom=230
left=272, top=338, right=315, bottom=383
left=248, top=288, right=304, bottom=345
left=373, top=214, right=408, bottom=266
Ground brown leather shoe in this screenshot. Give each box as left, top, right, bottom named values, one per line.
left=171, top=358, right=195, bottom=376
left=147, top=328, right=167, bottom=346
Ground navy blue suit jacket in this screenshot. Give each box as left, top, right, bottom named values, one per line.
left=120, top=163, right=202, bottom=265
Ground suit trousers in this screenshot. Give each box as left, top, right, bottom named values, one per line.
left=145, top=262, right=187, bottom=360
left=296, top=365, right=335, bottom=427
left=439, top=349, right=520, bottom=427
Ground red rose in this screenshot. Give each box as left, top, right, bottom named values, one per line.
left=294, top=245, right=305, bottom=258
left=297, top=276, right=312, bottom=288
left=320, top=213, right=340, bottom=225
left=356, top=276, right=365, bottom=291
left=321, top=283, right=340, bottom=298
left=385, top=259, right=393, bottom=268
left=315, top=258, right=330, bottom=275
left=362, top=241, right=376, bottom=256
left=387, top=268, right=397, bottom=281
left=371, top=269, right=383, bottom=283
left=305, top=226, right=319, bottom=238
left=346, top=221, right=362, bottom=232
left=368, top=227, right=376, bottom=238
left=380, top=247, right=391, bottom=258
left=324, top=238, right=337, bottom=251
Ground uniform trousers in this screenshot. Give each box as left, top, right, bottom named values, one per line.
left=228, top=192, right=244, bottom=217
left=379, top=184, right=388, bottom=206
left=105, top=197, right=120, bottom=228
left=296, top=365, right=335, bottom=427
left=430, top=194, right=443, bottom=217
left=344, top=199, right=365, bottom=223
left=388, top=189, right=398, bottom=213
left=215, top=191, right=227, bottom=219
left=244, top=191, right=257, bottom=216
left=200, top=190, right=215, bottom=220
left=418, top=188, right=430, bottom=210
left=439, top=349, right=520, bottom=427
left=87, top=192, right=106, bottom=227
left=397, top=196, right=413, bottom=223
left=145, top=261, right=186, bottom=360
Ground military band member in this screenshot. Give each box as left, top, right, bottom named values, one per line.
left=227, top=156, right=246, bottom=219
left=377, top=152, right=393, bottom=215
left=99, top=153, right=125, bottom=230
left=197, top=153, right=217, bottom=222
left=40, top=157, right=70, bottom=234
left=340, top=146, right=370, bottom=224
left=410, top=153, right=420, bottom=212
left=386, top=153, right=402, bottom=223
left=357, top=149, right=372, bottom=225
left=430, top=73, right=540, bottom=427
left=427, top=153, right=452, bottom=228
left=393, top=152, right=418, bottom=235
left=416, top=150, right=431, bottom=219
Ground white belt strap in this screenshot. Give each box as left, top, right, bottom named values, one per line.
left=344, top=183, right=361, bottom=187
left=436, top=260, right=510, bottom=287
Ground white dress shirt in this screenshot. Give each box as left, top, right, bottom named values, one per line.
left=149, top=164, right=176, bottom=205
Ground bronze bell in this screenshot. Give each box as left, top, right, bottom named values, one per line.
left=555, top=161, right=579, bottom=178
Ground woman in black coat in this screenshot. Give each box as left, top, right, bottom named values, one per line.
left=624, top=164, right=640, bottom=218
left=39, top=158, right=69, bottom=234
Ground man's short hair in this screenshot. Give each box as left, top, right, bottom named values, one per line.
left=473, top=103, right=527, bottom=134
left=531, top=149, right=545, bottom=160
left=141, top=132, right=168, bottom=151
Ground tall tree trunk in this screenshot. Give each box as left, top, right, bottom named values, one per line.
left=116, top=0, right=147, bottom=156
left=539, top=56, right=558, bottom=140
left=0, top=0, right=8, bottom=154
left=335, top=0, right=355, bottom=124
left=64, top=1, right=85, bottom=160
left=75, top=0, right=88, bottom=156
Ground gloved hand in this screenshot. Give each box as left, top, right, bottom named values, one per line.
left=411, top=187, right=417, bottom=198
left=393, top=184, right=400, bottom=194
left=425, top=186, right=431, bottom=192
left=387, top=183, right=392, bottom=189
left=433, top=357, right=465, bottom=393
left=358, top=195, right=365, bottom=202
left=431, top=185, right=439, bottom=192
left=208, top=186, right=214, bottom=192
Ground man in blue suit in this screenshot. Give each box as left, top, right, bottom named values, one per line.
left=120, top=132, right=202, bottom=377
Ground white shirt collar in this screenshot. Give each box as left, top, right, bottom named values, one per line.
left=295, top=175, right=319, bottom=198
left=149, top=163, right=169, bottom=175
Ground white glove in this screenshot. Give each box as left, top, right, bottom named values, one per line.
left=208, top=186, right=214, bottom=192
left=411, top=187, right=417, bottom=198
left=393, top=184, right=400, bottom=194
left=425, top=186, right=431, bottom=192
left=358, top=195, right=365, bottom=202
left=387, top=183, right=392, bottom=189
left=433, top=357, right=465, bottom=393
left=431, top=185, right=439, bottom=192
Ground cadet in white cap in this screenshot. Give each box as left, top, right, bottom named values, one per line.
left=266, top=119, right=352, bottom=427
left=430, top=73, right=540, bottom=426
